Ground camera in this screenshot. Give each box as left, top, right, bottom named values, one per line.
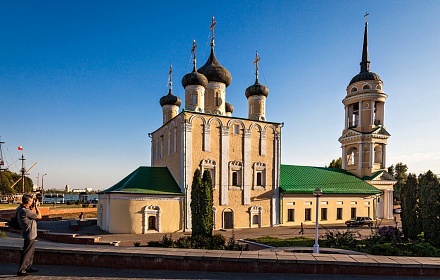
left=30, top=193, right=43, bottom=210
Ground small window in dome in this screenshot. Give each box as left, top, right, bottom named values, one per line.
left=376, top=84, right=382, bottom=90
left=363, top=84, right=371, bottom=90
left=351, top=87, right=358, bottom=93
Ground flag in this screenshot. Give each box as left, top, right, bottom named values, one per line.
left=18, top=146, right=23, bottom=151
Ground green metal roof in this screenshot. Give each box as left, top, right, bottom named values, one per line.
left=101, top=166, right=183, bottom=195
left=280, top=165, right=381, bottom=195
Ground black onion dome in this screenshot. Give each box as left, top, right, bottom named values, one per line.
left=225, top=102, right=234, bottom=113
left=245, top=81, right=269, bottom=98
left=160, top=89, right=181, bottom=107
left=197, top=48, right=232, bottom=87
left=182, top=70, right=208, bottom=88
left=349, top=71, right=382, bottom=85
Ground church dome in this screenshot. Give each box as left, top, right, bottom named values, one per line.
left=181, top=70, right=208, bottom=88
left=225, top=102, right=234, bottom=113
left=160, top=90, right=182, bottom=107
left=245, top=81, right=269, bottom=98
left=198, top=48, right=232, bottom=87
left=349, top=71, right=382, bottom=85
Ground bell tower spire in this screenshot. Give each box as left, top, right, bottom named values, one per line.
left=339, top=14, right=390, bottom=179
left=360, top=12, right=370, bottom=72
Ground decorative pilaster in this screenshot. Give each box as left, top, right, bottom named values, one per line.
left=243, top=129, right=251, bottom=205
left=358, top=143, right=363, bottom=169
left=203, top=124, right=210, bottom=152
left=182, top=120, right=193, bottom=230
left=260, top=131, right=266, bottom=156
left=220, top=126, right=229, bottom=205
left=273, top=132, right=280, bottom=225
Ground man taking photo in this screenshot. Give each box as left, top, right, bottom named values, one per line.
left=16, top=193, right=41, bottom=276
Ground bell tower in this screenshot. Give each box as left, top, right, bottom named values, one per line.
left=339, top=15, right=391, bottom=178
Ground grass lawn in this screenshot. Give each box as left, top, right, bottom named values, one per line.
left=247, top=236, right=315, bottom=247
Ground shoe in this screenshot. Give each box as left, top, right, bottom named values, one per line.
left=27, top=268, right=39, bottom=273
left=17, top=271, right=28, bottom=276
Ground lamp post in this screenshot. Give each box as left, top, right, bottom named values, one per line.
left=41, top=173, right=47, bottom=203
left=313, top=188, right=322, bottom=254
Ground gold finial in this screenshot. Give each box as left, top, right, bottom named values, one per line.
left=364, top=12, right=369, bottom=24
left=210, top=16, right=216, bottom=46
left=254, top=51, right=260, bottom=82
left=168, top=65, right=173, bottom=92
left=191, top=40, right=197, bottom=71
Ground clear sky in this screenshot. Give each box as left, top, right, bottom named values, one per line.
left=1, top=1, right=439, bottom=190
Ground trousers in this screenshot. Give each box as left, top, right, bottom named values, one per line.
left=18, top=239, right=35, bottom=273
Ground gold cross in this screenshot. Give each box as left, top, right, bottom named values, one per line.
left=210, top=16, right=216, bottom=40
left=254, top=52, right=260, bottom=72
left=364, top=12, right=369, bottom=23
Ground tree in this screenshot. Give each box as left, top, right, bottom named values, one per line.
left=400, top=173, right=421, bottom=240
left=419, top=170, right=440, bottom=246
left=328, top=157, right=342, bottom=169
left=190, top=169, right=214, bottom=238
left=0, top=170, right=33, bottom=194
left=387, top=164, right=395, bottom=177
left=201, top=170, right=214, bottom=237
left=190, top=169, right=203, bottom=237
left=391, top=162, right=408, bottom=202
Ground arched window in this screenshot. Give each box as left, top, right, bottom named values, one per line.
left=347, top=147, right=358, bottom=166
left=374, top=145, right=383, bottom=164
left=249, top=206, right=262, bottom=228
left=256, top=172, right=262, bottom=186
left=363, top=84, right=371, bottom=90
left=143, top=205, right=161, bottom=233
left=351, top=87, right=358, bottom=93
left=229, top=161, right=242, bottom=189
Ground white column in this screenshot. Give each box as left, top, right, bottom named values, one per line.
left=272, top=133, right=280, bottom=225
left=371, top=100, right=375, bottom=125
left=220, top=126, right=229, bottom=205
left=359, top=101, right=362, bottom=128
left=243, top=129, right=251, bottom=205
left=383, top=144, right=387, bottom=168
left=369, top=142, right=374, bottom=168
left=182, top=121, right=192, bottom=230
left=344, top=105, right=348, bottom=129
left=342, top=145, right=346, bottom=169
left=358, top=143, right=363, bottom=169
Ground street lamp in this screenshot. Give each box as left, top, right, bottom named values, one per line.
left=41, top=173, right=47, bottom=203
left=313, top=188, right=322, bottom=254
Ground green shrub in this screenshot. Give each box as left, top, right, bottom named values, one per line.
left=66, top=201, right=73, bottom=205
left=369, top=243, right=400, bottom=256
left=92, top=204, right=97, bottom=208
left=75, top=200, right=81, bottom=205
left=147, top=241, right=161, bottom=247
left=410, top=241, right=439, bottom=257
left=322, top=230, right=360, bottom=249
left=82, top=204, right=89, bottom=208
left=0, top=231, right=6, bottom=238
left=247, top=236, right=314, bottom=247
left=134, top=242, right=140, bottom=247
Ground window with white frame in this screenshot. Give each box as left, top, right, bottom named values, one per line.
left=229, top=161, right=242, bottom=189
left=200, top=159, right=216, bottom=189
left=249, top=206, right=262, bottom=228
left=233, top=124, right=240, bottom=134
left=252, top=162, right=266, bottom=190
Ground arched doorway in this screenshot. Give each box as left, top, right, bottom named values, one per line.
left=223, top=208, right=234, bottom=229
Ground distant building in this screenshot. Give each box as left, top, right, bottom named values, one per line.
left=65, top=185, right=70, bottom=192
left=98, top=18, right=395, bottom=234
left=71, top=188, right=92, bottom=193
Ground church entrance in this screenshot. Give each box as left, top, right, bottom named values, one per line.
left=223, top=211, right=234, bottom=229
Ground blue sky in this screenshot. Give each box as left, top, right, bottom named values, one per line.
left=1, top=1, right=439, bottom=190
